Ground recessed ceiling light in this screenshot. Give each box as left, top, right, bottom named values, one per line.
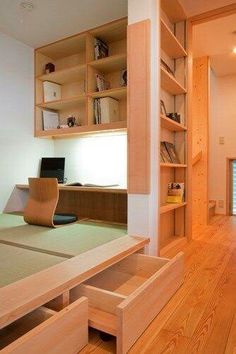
left=20, top=1, right=34, bottom=11
left=233, top=47, right=236, bottom=54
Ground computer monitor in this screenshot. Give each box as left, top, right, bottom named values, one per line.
left=40, top=157, right=65, bottom=183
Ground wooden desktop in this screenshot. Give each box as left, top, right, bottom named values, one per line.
left=16, top=184, right=128, bottom=224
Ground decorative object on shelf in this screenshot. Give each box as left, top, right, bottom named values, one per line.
left=67, top=116, right=76, bottom=127
left=166, top=183, right=185, bottom=203
left=45, top=62, right=55, bottom=74
left=160, top=99, right=167, bottom=115
left=95, top=73, right=110, bottom=92
left=94, top=97, right=119, bottom=124
left=42, top=110, right=59, bottom=131
left=161, top=58, right=175, bottom=77
left=120, top=69, right=127, bottom=87
left=43, top=81, right=61, bottom=102
left=166, top=112, right=181, bottom=123
left=164, top=141, right=181, bottom=164
left=94, top=38, right=109, bottom=60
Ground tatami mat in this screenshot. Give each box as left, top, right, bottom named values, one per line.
left=0, top=214, right=127, bottom=257
left=0, top=243, right=66, bottom=287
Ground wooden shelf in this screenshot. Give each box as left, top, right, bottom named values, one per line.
left=161, top=0, right=186, bottom=23
left=89, top=87, right=127, bottom=100
left=89, top=54, right=127, bottom=74
left=160, top=114, right=187, bottom=131
left=160, top=163, right=187, bottom=168
left=161, top=19, right=187, bottom=59
left=161, top=67, right=186, bottom=95
left=37, top=64, right=86, bottom=85
left=160, top=202, right=187, bottom=214
left=37, top=95, right=86, bottom=110
left=37, top=33, right=86, bottom=59
left=35, top=120, right=127, bottom=138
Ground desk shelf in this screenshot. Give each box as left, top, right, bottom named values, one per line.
left=35, top=18, right=128, bottom=139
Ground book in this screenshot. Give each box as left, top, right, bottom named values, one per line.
left=166, top=183, right=185, bottom=203
left=160, top=142, right=172, bottom=163
left=120, top=69, right=127, bottom=87
left=42, top=110, right=59, bottom=130
left=100, top=97, right=119, bottom=124
left=95, top=73, right=110, bottom=92
left=94, top=38, right=109, bottom=60
left=43, top=81, right=61, bottom=102
left=164, top=142, right=181, bottom=164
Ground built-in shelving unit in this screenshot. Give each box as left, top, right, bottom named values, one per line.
left=34, top=18, right=127, bottom=138
left=159, top=0, right=190, bottom=254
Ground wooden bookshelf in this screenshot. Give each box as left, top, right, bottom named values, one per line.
left=160, top=67, right=186, bottom=95
left=160, top=19, right=187, bottom=59
left=160, top=202, right=187, bottom=214
left=34, top=18, right=128, bottom=138
left=161, top=114, right=187, bottom=131
left=37, top=64, right=86, bottom=85
left=159, top=1, right=190, bottom=255
left=160, top=163, right=187, bottom=168
left=35, top=121, right=127, bottom=138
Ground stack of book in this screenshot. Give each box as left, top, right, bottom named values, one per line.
left=160, top=141, right=181, bottom=164
left=95, top=73, right=110, bottom=92
left=94, top=97, right=119, bottom=124
left=166, top=183, right=185, bottom=203
left=94, top=38, right=109, bottom=60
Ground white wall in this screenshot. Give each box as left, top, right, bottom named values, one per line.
left=0, top=33, right=53, bottom=212
left=209, top=71, right=236, bottom=214
left=54, top=133, right=127, bottom=187
left=128, top=0, right=159, bottom=254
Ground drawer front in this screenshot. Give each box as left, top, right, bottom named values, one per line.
left=1, top=297, right=88, bottom=354
left=116, top=253, right=184, bottom=353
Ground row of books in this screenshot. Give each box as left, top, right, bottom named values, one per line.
left=94, top=38, right=109, bottom=60
left=94, top=97, right=119, bottom=124
left=166, top=183, right=185, bottom=203
left=160, top=141, right=181, bottom=164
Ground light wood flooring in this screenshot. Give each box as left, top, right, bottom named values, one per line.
left=80, top=215, right=236, bottom=353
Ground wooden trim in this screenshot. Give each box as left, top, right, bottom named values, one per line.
left=128, top=20, right=150, bottom=194
left=225, top=157, right=236, bottom=216
left=192, top=151, right=202, bottom=166
left=189, top=4, right=236, bottom=25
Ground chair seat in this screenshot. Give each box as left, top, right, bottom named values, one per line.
left=53, top=214, right=78, bottom=225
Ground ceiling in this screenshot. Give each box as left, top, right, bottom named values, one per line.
left=180, top=0, right=236, bottom=17
left=0, top=0, right=127, bottom=48
left=193, top=13, right=236, bottom=76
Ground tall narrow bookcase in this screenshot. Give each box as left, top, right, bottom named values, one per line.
left=159, top=0, right=190, bottom=255
left=34, top=18, right=127, bottom=138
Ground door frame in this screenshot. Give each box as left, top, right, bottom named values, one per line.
left=226, top=157, right=236, bottom=216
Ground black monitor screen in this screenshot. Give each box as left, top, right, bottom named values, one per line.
left=40, top=157, right=65, bottom=183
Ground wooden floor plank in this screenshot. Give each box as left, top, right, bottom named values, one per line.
left=225, top=314, right=236, bottom=354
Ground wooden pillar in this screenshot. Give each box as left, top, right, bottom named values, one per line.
left=192, top=56, right=209, bottom=226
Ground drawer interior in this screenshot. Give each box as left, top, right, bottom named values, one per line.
left=84, top=253, right=169, bottom=296
left=0, top=307, right=55, bottom=350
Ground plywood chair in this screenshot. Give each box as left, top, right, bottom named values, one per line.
left=24, top=178, right=77, bottom=227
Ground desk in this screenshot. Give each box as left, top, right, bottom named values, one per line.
left=16, top=184, right=128, bottom=224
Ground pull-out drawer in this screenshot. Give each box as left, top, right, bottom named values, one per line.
left=70, top=252, right=184, bottom=353
left=0, top=297, right=88, bottom=354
